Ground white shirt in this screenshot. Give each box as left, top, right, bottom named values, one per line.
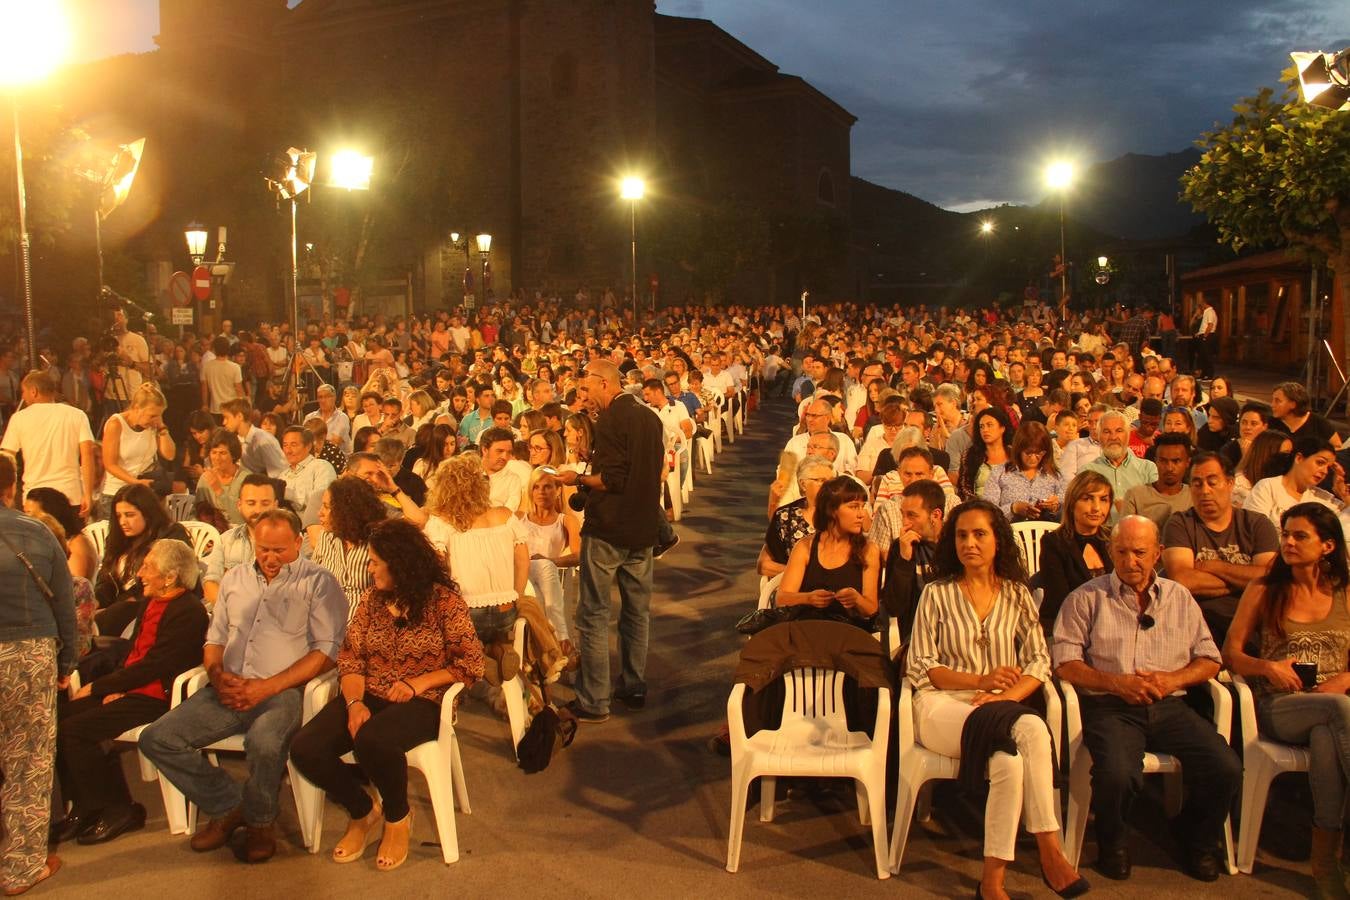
left=1, top=402, right=93, bottom=505
left=240, top=425, right=287, bottom=478
left=651, top=399, right=691, bottom=450
left=703, top=369, right=735, bottom=399
left=1058, top=436, right=1100, bottom=483
left=281, top=456, right=337, bottom=515
left=201, top=358, right=243, bottom=413
left=488, top=463, right=527, bottom=511
left=1198, top=306, right=1218, bottom=336
left=305, top=408, right=352, bottom=454
left=783, top=431, right=858, bottom=475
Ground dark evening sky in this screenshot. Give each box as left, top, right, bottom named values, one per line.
left=85, top=0, right=1348, bottom=210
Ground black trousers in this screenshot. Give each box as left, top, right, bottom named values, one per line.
left=289, top=693, right=440, bottom=822
left=56, top=693, right=168, bottom=814
left=1080, top=694, right=1240, bottom=853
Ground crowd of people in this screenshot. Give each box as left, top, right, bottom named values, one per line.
left=0, top=292, right=1346, bottom=897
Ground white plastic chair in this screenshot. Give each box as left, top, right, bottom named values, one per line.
left=756, top=573, right=784, bottom=611
left=664, top=465, right=683, bottom=522
left=719, top=393, right=736, bottom=445
left=680, top=445, right=693, bottom=503
left=889, top=678, right=1064, bottom=873
left=501, top=617, right=530, bottom=754
left=1010, top=520, right=1058, bottom=579
left=180, top=520, right=222, bottom=561
left=296, top=680, right=472, bottom=863
left=166, top=493, right=196, bottom=523
left=696, top=429, right=715, bottom=475
left=164, top=666, right=331, bottom=846
left=1060, top=679, right=1236, bottom=873
left=709, top=394, right=726, bottom=454
left=733, top=389, right=746, bottom=435
left=726, top=667, right=892, bottom=879
left=1229, top=673, right=1310, bottom=874
left=83, top=519, right=109, bottom=562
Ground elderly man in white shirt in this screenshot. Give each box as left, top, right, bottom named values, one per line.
left=783, top=398, right=858, bottom=475
left=278, top=426, right=336, bottom=517
left=303, top=384, right=352, bottom=454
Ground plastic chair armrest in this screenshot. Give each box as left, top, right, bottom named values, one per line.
left=437, top=682, right=466, bottom=746
left=898, top=678, right=916, bottom=755
left=181, top=665, right=209, bottom=698
left=727, top=683, right=749, bottom=747
left=1203, top=677, right=1233, bottom=743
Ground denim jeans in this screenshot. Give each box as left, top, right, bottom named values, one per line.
left=528, top=558, right=570, bottom=642
left=469, top=604, right=518, bottom=646
left=575, top=534, right=652, bottom=715
left=1257, top=691, right=1350, bottom=830
left=138, top=685, right=303, bottom=827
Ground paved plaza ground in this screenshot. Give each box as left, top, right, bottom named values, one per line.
left=36, top=380, right=1319, bottom=899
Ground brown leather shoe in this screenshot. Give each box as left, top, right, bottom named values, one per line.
left=189, top=808, right=244, bottom=853
left=237, top=824, right=276, bottom=864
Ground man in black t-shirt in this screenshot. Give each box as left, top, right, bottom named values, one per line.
left=1162, top=452, right=1277, bottom=643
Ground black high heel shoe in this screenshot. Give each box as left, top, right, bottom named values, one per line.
left=1042, top=871, right=1091, bottom=898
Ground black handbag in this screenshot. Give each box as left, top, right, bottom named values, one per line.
left=139, top=457, right=174, bottom=497
left=516, top=673, right=577, bottom=774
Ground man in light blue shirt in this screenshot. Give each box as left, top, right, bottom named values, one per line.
left=140, top=509, right=346, bottom=863
left=1082, top=410, right=1158, bottom=525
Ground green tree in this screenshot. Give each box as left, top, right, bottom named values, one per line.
left=1180, top=74, right=1350, bottom=371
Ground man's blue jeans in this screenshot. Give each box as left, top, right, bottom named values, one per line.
left=138, top=685, right=303, bottom=827
left=575, top=535, right=652, bottom=715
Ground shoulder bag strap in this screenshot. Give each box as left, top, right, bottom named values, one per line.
left=0, top=526, right=57, bottom=606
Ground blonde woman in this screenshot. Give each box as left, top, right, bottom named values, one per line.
left=520, top=467, right=581, bottom=660
left=339, top=385, right=362, bottom=425
left=424, top=454, right=528, bottom=682
left=99, top=384, right=175, bottom=518
left=406, top=390, right=437, bottom=432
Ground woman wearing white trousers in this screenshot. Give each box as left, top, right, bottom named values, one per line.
left=908, top=499, right=1088, bottom=900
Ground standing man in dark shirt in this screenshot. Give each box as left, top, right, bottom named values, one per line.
left=558, top=359, right=664, bottom=724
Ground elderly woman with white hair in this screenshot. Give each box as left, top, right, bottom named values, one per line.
left=49, top=539, right=209, bottom=847
left=758, top=455, right=835, bottom=578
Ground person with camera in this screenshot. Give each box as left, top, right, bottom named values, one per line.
left=556, top=359, right=664, bottom=724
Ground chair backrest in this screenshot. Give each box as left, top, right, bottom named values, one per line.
left=1011, top=520, right=1059, bottom=577
left=83, top=519, right=110, bottom=563
left=180, top=520, right=222, bottom=560
left=779, top=667, right=848, bottom=730
left=757, top=572, right=784, bottom=610
left=166, top=493, right=196, bottom=523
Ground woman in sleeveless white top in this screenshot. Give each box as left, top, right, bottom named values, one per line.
left=519, top=469, right=581, bottom=646
left=99, top=385, right=175, bottom=517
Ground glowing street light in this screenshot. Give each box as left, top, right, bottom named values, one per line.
left=1045, top=161, right=1076, bottom=314
left=619, top=176, right=645, bottom=317
left=330, top=150, right=374, bottom=191
left=184, top=224, right=208, bottom=264
left=979, top=220, right=994, bottom=235
left=2, top=0, right=70, bottom=367
left=476, top=233, right=492, bottom=308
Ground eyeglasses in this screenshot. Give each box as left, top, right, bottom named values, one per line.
left=1137, top=613, right=1155, bottom=630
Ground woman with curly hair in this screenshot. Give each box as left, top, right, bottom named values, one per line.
left=289, top=518, right=484, bottom=871
left=908, top=499, right=1085, bottom=900
left=958, top=407, right=1013, bottom=501
left=423, top=454, right=528, bottom=659
left=773, top=476, right=879, bottom=631
left=307, top=476, right=388, bottom=622
left=93, top=483, right=191, bottom=637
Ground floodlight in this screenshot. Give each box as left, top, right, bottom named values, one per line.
left=1045, top=161, right=1075, bottom=190
left=0, top=1, right=70, bottom=87
left=267, top=147, right=317, bottom=200
left=620, top=176, right=645, bottom=200
left=1292, top=50, right=1350, bottom=110
left=99, top=138, right=145, bottom=220
left=330, top=150, right=373, bottom=191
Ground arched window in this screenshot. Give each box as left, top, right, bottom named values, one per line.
left=551, top=53, right=578, bottom=100
left=817, top=168, right=836, bottom=206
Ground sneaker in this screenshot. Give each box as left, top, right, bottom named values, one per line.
left=653, top=533, right=680, bottom=559
left=565, top=699, right=610, bottom=724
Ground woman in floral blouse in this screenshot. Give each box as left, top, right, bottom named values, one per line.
left=290, top=518, right=485, bottom=871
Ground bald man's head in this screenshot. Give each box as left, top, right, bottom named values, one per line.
left=1110, top=515, right=1161, bottom=591
left=582, top=359, right=623, bottom=409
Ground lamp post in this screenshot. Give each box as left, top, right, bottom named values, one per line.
left=2, top=2, right=69, bottom=368
left=476, top=233, right=492, bottom=309
left=185, top=224, right=208, bottom=265
left=1045, top=161, right=1075, bottom=315
left=620, top=176, right=644, bottom=320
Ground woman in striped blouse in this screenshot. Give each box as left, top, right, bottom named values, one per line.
left=308, top=476, right=387, bottom=622
left=908, top=499, right=1086, bottom=900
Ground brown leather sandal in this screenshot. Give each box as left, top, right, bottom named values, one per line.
left=332, top=804, right=383, bottom=864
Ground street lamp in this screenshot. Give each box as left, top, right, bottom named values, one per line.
left=1045, top=161, right=1075, bottom=313
left=185, top=224, right=208, bottom=265
left=476, top=233, right=491, bottom=309
left=979, top=220, right=994, bottom=235
left=620, top=176, right=645, bottom=318
left=2, top=0, right=70, bottom=367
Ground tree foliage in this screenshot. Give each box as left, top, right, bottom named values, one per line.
left=1181, top=75, right=1350, bottom=261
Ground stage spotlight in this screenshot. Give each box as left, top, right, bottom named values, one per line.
left=1292, top=49, right=1350, bottom=110
left=267, top=147, right=317, bottom=200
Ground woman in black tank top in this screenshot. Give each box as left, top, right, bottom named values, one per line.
left=775, top=476, right=880, bottom=630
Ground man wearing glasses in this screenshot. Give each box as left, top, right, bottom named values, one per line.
left=1052, top=515, right=1240, bottom=884
left=782, top=399, right=858, bottom=475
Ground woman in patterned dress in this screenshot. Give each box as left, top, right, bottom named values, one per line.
left=289, top=518, right=484, bottom=870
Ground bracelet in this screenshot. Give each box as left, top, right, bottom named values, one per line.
left=399, top=678, right=417, bottom=695
left=345, top=697, right=364, bottom=708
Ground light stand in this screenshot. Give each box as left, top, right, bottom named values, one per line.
left=620, top=176, right=645, bottom=321
left=11, top=97, right=35, bottom=366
